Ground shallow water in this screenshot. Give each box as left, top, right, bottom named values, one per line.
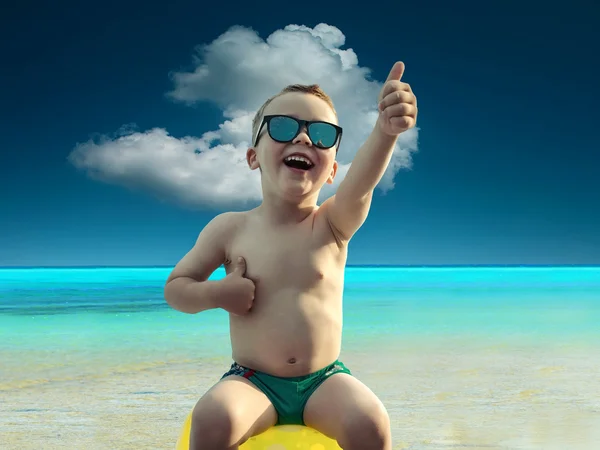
left=1, top=267, right=599, bottom=449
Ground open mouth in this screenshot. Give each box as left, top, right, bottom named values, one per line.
left=283, top=155, right=314, bottom=171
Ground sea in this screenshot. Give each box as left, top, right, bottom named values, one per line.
left=1, top=266, right=599, bottom=449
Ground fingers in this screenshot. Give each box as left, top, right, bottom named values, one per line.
left=245, top=277, right=255, bottom=313
left=380, top=81, right=412, bottom=102
left=389, top=115, right=417, bottom=131
left=378, top=89, right=416, bottom=112
left=379, top=102, right=418, bottom=122
left=378, top=63, right=417, bottom=134
left=386, top=61, right=405, bottom=82
left=234, top=256, right=246, bottom=276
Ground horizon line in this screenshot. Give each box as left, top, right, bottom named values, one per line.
left=1, top=264, right=599, bottom=269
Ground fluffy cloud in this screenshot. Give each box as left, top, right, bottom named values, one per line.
left=68, top=23, right=419, bottom=209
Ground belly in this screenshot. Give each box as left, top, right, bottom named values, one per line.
left=229, top=287, right=343, bottom=377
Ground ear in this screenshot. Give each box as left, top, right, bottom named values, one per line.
left=246, top=147, right=260, bottom=170
left=326, top=160, right=338, bottom=185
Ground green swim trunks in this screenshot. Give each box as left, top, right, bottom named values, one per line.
left=221, top=360, right=352, bottom=425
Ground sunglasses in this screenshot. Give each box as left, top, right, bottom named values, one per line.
left=254, top=115, right=343, bottom=150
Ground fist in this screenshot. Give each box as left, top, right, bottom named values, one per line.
left=218, top=257, right=255, bottom=316
left=377, top=61, right=418, bottom=136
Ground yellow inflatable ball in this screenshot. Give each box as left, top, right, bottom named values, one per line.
left=176, top=411, right=342, bottom=450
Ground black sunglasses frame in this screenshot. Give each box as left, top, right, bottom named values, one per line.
left=253, top=114, right=343, bottom=150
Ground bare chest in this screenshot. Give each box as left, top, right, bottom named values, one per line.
left=225, top=221, right=343, bottom=290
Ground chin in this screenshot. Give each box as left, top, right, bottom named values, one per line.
left=282, top=187, right=311, bottom=200
left=280, top=184, right=318, bottom=201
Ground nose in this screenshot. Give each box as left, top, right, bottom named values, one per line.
left=292, top=127, right=312, bottom=146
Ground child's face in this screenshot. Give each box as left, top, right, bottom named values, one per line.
left=247, top=92, right=339, bottom=201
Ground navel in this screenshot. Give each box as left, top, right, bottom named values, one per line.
left=287, top=357, right=297, bottom=365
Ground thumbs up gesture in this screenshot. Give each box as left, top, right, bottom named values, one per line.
left=218, top=257, right=255, bottom=316
left=377, top=61, right=418, bottom=136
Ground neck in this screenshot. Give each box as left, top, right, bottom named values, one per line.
left=258, top=189, right=319, bottom=224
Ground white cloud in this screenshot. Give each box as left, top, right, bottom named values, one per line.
left=68, top=23, right=419, bottom=209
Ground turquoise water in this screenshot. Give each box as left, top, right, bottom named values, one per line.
left=2, top=267, right=599, bottom=449
left=2, top=267, right=599, bottom=347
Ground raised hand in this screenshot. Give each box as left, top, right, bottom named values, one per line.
left=377, top=61, right=418, bottom=136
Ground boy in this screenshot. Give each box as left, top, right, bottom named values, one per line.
left=164, top=61, right=417, bottom=450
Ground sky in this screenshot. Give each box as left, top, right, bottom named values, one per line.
left=1, top=0, right=598, bottom=267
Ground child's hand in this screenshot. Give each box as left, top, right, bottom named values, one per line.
left=377, top=61, right=418, bottom=136
left=218, top=257, right=255, bottom=315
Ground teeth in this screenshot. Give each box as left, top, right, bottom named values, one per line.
left=284, top=155, right=313, bottom=165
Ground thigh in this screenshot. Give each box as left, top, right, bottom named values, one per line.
left=303, top=373, right=390, bottom=446
left=191, top=375, right=277, bottom=447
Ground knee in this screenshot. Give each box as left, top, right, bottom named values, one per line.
left=340, top=402, right=391, bottom=450
left=190, top=401, right=239, bottom=450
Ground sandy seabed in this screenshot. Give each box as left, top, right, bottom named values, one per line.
left=2, top=338, right=600, bottom=450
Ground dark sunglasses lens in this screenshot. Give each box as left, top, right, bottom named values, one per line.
left=308, top=123, right=338, bottom=148
left=269, top=116, right=299, bottom=142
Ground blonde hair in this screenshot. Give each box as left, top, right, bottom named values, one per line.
left=251, top=84, right=337, bottom=145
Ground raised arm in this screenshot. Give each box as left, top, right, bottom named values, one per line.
left=164, top=212, right=239, bottom=314
left=323, top=61, right=417, bottom=242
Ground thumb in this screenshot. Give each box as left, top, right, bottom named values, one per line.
left=385, top=61, right=405, bottom=82
left=233, top=256, right=246, bottom=276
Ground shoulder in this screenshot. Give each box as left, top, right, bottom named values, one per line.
left=206, top=210, right=247, bottom=229
left=195, top=211, right=249, bottom=246
left=202, top=211, right=248, bottom=236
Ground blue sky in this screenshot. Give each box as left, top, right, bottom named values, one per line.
left=1, top=0, right=598, bottom=267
